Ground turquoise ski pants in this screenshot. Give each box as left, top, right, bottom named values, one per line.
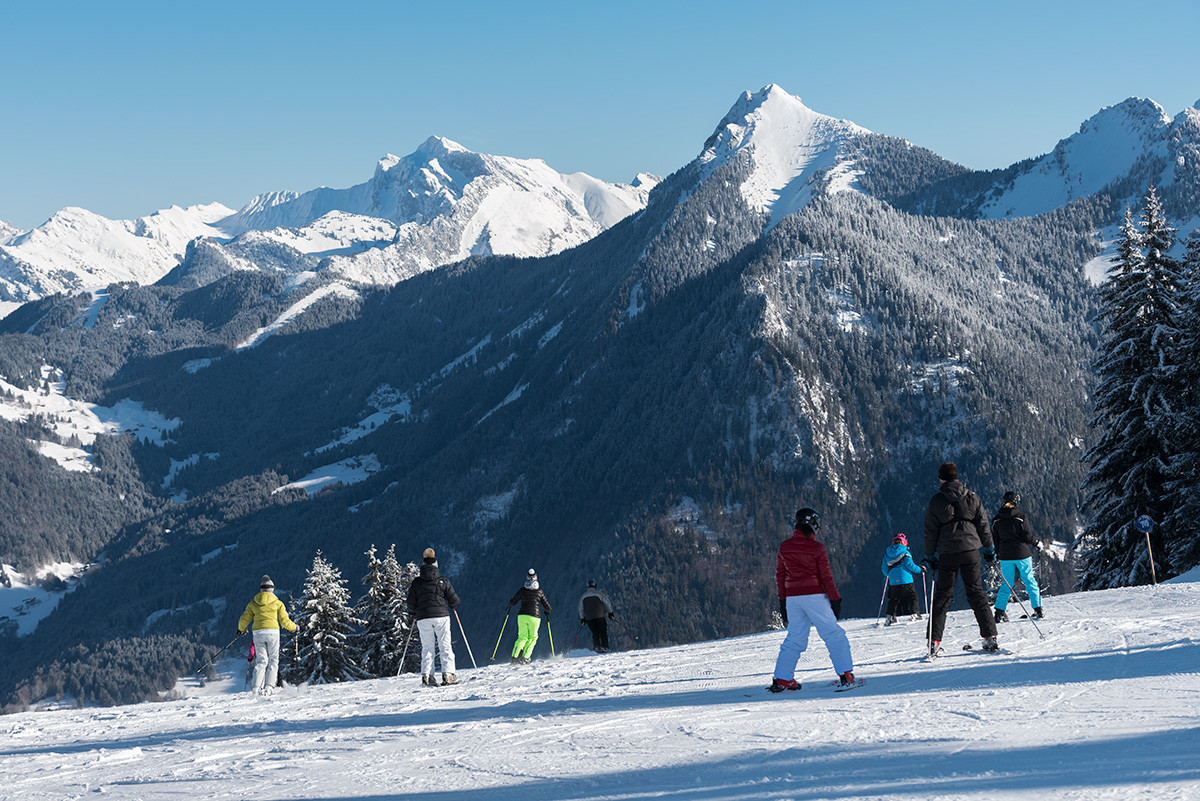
left=995, top=557, right=1042, bottom=610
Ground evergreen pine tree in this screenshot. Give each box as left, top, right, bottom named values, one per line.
left=1078, top=189, right=1180, bottom=588
left=282, top=551, right=368, bottom=684
left=351, top=545, right=408, bottom=678
left=1163, top=230, right=1200, bottom=575
left=395, top=560, right=423, bottom=675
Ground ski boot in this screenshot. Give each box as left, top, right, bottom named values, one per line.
left=929, top=640, right=941, bottom=658
left=982, top=636, right=1000, bottom=652
left=911, top=613, right=922, bottom=621
left=510, top=656, right=521, bottom=665
left=1032, top=607, right=1044, bottom=619
left=884, top=614, right=897, bottom=626
left=837, top=670, right=856, bottom=687
left=994, top=608, right=1009, bottom=623
left=421, top=674, right=436, bottom=686
left=768, top=677, right=801, bottom=693
left=441, top=673, right=457, bottom=686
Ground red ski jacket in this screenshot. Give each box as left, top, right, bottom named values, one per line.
left=776, top=529, right=840, bottom=601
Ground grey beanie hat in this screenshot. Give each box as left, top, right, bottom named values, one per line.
left=260, top=575, right=274, bottom=590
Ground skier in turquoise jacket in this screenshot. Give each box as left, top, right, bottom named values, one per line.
left=880, top=533, right=923, bottom=625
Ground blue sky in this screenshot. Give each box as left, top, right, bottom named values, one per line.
left=2, top=0, right=1198, bottom=230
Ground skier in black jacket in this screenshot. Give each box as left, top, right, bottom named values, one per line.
left=406, top=548, right=461, bottom=686
left=923, top=462, right=999, bottom=655
left=577, top=579, right=615, bottom=652
left=991, top=491, right=1044, bottom=622
left=508, top=568, right=551, bottom=664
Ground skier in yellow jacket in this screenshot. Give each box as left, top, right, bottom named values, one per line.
left=237, top=575, right=298, bottom=694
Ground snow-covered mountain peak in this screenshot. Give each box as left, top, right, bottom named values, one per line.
left=700, top=85, right=871, bottom=228
left=0, top=219, right=24, bottom=245
left=1075, top=96, right=1171, bottom=140
left=977, top=96, right=1175, bottom=219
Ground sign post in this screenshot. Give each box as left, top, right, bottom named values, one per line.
left=1135, top=515, right=1158, bottom=585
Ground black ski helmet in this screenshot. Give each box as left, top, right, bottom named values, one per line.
left=795, top=507, right=820, bottom=531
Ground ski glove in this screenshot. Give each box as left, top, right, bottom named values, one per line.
left=608, top=612, right=615, bottom=619
left=778, top=597, right=788, bottom=626
left=580, top=618, right=587, bottom=625
left=923, top=555, right=938, bottom=571
left=829, top=599, right=842, bottom=620
left=981, top=546, right=997, bottom=563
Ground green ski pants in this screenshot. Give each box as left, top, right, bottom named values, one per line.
left=512, top=614, right=542, bottom=659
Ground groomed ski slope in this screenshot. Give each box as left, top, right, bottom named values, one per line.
left=3, top=574, right=1199, bottom=801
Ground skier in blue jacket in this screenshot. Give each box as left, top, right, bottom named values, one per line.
left=880, top=533, right=923, bottom=625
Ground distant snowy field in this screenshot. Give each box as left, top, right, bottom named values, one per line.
left=3, top=574, right=1199, bottom=800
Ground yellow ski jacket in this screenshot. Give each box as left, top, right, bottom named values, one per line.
left=237, top=591, right=298, bottom=633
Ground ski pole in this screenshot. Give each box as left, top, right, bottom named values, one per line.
left=569, top=621, right=586, bottom=652
left=611, top=615, right=639, bottom=642
left=453, top=609, right=478, bottom=669
left=397, top=618, right=416, bottom=676
left=547, top=618, right=555, bottom=658
left=926, top=571, right=935, bottom=656
left=490, top=607, right=512, bottom=661
left=195, top=631, right=245, bottom=677
left=996, top=563, right=1045, bottom=639
left=875, top=574, right=889, bottom=627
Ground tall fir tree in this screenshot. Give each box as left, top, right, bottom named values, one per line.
left=282, top=551, right=367, bottom=684
left=351, top=544, right=408, bottom=678
left=396, top=560, right=423, bottom=675
left=1078, top=189, right=1181, bottom=588
left=1163, top=230, right=1200, bottom=575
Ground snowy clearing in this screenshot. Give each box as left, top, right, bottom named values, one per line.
left=272, top=455, right=382, bottom=497
left=0, top=562, right=85, bottom=636
left=3, top=575, right=1199, bottom=799
left=235, top=282, right=361, bottom=350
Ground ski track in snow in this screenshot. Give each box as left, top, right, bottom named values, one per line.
left=3, top=579, right=1200, bottom=800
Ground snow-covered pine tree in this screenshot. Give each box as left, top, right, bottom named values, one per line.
left=396, top=560, right=422, bottom=675
left=1078, top=189, right=1181, bottom=588
left=1163, top=230, right=1200, bottom=576
left=282, top=551, right=368, bottom=685
left=351, top=545, right=408, bottom=678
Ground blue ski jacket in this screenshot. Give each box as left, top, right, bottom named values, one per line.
left=881, top=544, right=922, bottom=585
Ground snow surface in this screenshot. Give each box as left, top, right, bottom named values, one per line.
left=700, top=85, right=870, bottom=230
left=4, top=580, right=1199, bottom=799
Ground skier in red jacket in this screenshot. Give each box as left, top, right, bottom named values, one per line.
left=770, top=507, right=855, bottom=692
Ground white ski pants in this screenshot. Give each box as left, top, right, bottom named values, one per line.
left=417, top=616, right=455, bottom=676
left=251, top=628, right=280, bottom=692
left=773, top=594, right=854, bottom=680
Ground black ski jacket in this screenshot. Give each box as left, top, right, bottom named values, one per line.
left=991, top=505, right=1037, bottom=560
left=406, top=563, right=460, bottom=620
left=924, top=480, right=993, bottom=556
left=509, top=585, right=552, bottom=618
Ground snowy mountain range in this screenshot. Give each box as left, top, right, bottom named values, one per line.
left=2, top=83, right=1198, bottom=712
left=0, top=137, right=657, bottom=306
left=4, top=569, right=1199, bottom=800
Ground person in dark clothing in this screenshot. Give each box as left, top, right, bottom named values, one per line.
left=406, top=548, right=461, bottom=686
left=991, top=491, right=1044, bottom=621
left=923, top=462, right=999, bottom=655
left=577, top=579, right=615, bottom=652
left=509, top=568, right=551, bottom=664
